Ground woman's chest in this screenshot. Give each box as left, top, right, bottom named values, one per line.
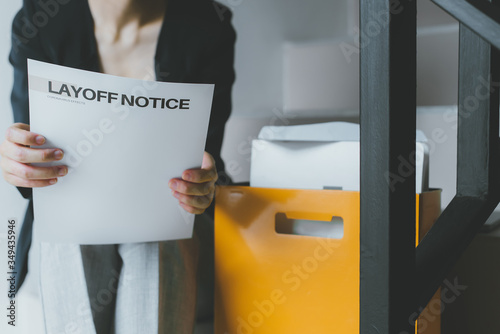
left=94, top=21, right=163, bottom=80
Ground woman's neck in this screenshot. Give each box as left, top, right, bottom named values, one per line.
left=88, top=0, right=166, bottom=42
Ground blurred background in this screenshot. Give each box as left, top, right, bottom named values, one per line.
left=0, top=0, right=496, bottom=333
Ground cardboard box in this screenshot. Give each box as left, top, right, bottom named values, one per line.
left=214, top=187, right=441, bottom=334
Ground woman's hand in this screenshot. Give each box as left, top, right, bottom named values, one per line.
left=0, top=123, right=67, bottom=188
left=169, top=151, right=218, bottom=215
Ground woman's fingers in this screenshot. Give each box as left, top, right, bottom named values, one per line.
left=182, top=153, right=218, bottom=183
left=169, top=178, right=215, bottom=214
left=0, top=123, right=66, bottom=188
left=172, top=190, right=213, bottom=210
left=182, top=167, right=217, bottom=183
left=169, top=178, right=214, bottom=196
left=178, top=202, right=206, bottom=215
left=169, top=152, right=218, bottom=214
left=6, top=123, right=45, bottom=146
left=0, top=157, right=67, bottom=180
left=0, top=140, right=63, bottom=164
left=2, top=171, right=58, bottom=188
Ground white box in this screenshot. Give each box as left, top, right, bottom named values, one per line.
left=250, top=122, right=429, bottom=193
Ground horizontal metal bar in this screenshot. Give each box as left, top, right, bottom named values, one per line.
left=416, top=196, right=499, bottom=310
left=466, top=0, right=500, bottom=26
left=432, top=0, right=500, bottom=50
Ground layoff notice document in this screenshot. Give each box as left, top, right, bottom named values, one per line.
left=28, top=59, right=214, bottom=244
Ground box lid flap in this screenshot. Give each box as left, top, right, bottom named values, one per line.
left=258, top=121, right=428, bottom=142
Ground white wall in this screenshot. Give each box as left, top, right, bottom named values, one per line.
left=227, top=0, right=349, bottom=117
left=226, top=0, right=458, bottom=118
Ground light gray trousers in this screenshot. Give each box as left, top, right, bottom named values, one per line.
left=37, top=215, right=214, bottom=334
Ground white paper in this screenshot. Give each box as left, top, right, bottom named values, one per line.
left=28, top=60, right=214, bottom=244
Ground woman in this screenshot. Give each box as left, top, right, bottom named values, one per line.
left=0, top=0, right=235, bottom=332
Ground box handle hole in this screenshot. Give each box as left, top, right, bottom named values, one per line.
left=275, top=213, right=344, bottom=239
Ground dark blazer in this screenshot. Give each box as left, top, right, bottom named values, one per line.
left=10, top=0, right=235, bottom=290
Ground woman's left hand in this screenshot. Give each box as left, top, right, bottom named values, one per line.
left=169, top=151, right=218, bottom=214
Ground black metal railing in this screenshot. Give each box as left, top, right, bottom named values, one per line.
left=359, top=0, right=500, bottom=332
left=418, top=0, right=500, bottom=314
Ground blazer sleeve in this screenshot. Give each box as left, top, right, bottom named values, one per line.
left=9, top=2, right=50, bottom=199
left=199, top=11, right=236, bottom=185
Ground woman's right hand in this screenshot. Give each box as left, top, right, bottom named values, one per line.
left=0, top=123, right=67, bottom=188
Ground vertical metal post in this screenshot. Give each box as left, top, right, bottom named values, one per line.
left=415, top=21, right=500, bottom=310
left=456, top=25, right=500, bottom=200
left=360, top=0, right=416, bottom=333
